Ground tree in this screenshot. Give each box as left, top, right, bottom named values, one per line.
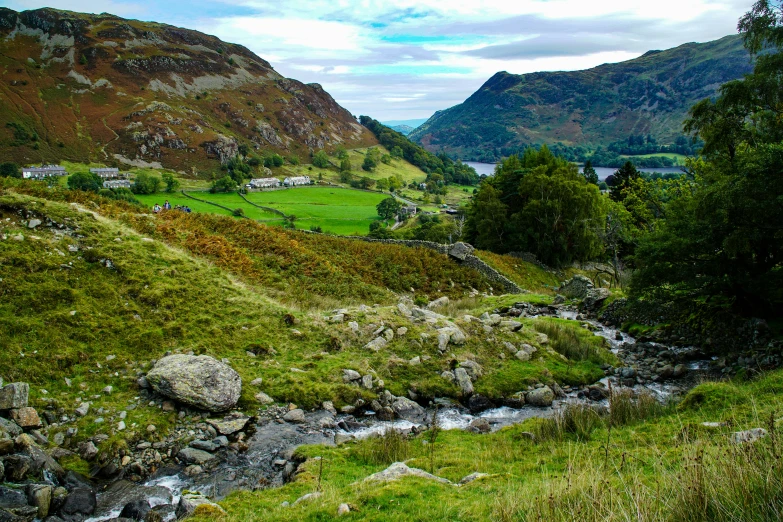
left=131, top=172, right=161, bottom=194
left=380, top=154, right=392, bottom=165
left=582, top=160, right=599, bottom=185
left=0, top=162, right=21, bottom=178
left=362, top=149, right=379, bottom=171
left=161, top=172, right=180, bottom=193
left=376, top=197, right=402, bottom=220
left=68, top=172, right=102, bottom=192
left=340, top=158, right=352, bottom=173
left=390, top=146, right=403, bottom=159
left=312, top=150, right=330, bottom=168
left=339, top=170, right=353, bottom=183
left=335, top=145, right=348, bottom=159
left=210, top=175, right=237, bottom=193
left=609, top=161, right=640, bottom=202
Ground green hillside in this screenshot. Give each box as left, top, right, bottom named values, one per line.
left=411, top=35, right=752, bottom=161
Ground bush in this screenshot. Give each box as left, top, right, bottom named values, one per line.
left=131, top=172, right=162, bottom=195
left=312, top=150, right=330, bottom=168
left=68, top=172, right=102, bottom=192
left=232, top=207, right=245, bottom=217
left=210, top=176, right=237, bottom=193
left=0, top=162, right=22, bottom=178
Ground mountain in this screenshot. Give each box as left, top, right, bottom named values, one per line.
left=0, top=8, right=375, bottom=171
left=390, top=124, right=415, bottom=135
left=382, top=118, right=429, bottom=128
left=410, top=35, right=753, bottom=161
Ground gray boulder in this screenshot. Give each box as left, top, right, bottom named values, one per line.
left=0, top=383, right=29, bottom=410
left=583, top=288, right=611, bottom=310
left=145, top=355, right=241, bottom=412
left=427, top=297, right=449, bottom=310
left=177, top=447, right=217, bottom=466
left=454, top=368, right=474, bottom=396
left=526, top=386, right=554, bottom=407
left=391, top=397, right=426, bottom=423
left=448, top=242, right=474, bottom=261
left=176, top=493, right=225, bottom=518
left=283, top=409, right=305, bottom=423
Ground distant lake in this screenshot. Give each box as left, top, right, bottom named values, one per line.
left=465, top=161, right=685, bottom=181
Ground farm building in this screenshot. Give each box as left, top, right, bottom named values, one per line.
left=247, top=177, right=281, bottom=189
left=90, top=167, right=126, bottom=180
left=103, top=179, right=131, bottom=189
left=399, top=204, right=418, bottom=217
left=283, top=176, right=311, bottom=187
left=22, top=165, right=68, bottom=180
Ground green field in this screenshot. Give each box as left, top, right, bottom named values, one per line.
left=620, top=152, right=687, bottom=164
left=133, top=192, right=236, bottom=217
left=245, top=186, right=386, bottom=235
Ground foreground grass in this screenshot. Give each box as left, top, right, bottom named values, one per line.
left=207, top=370, right=783, bottom=521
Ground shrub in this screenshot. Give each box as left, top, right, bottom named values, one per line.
left=131, top=172, right=162, bottom=195
left=68, top=172, right=102, bottom=192
left=354, top=429, right=410, bottom=465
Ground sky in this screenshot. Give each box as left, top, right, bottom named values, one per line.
left=6, top=0, right=752, bottom=122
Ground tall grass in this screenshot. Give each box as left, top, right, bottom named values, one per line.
left=354, top=429, right=411, bottom=466
left=533, top=321, right=611, bottom=364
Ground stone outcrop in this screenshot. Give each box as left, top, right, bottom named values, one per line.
left=145, top=354, right=242, bottom=412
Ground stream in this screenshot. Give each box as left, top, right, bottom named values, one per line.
left=86, top=308, right=713, bottom=520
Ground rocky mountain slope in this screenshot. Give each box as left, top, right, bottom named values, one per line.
left=0, top=8, right=375, bottom=172
left=410, top=35, right=753, bottom=160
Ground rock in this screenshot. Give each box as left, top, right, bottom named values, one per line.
left=101, top=386, right=113, bottom=395
left=0, top=439, right=13, bottom=455
left=75, top=402, right=90, bottom=417
left=27, top=219, right=42, bottom=229
left=136, top=377, right=149, bottom=389
left=448, top=242, right=474, bottom=261
left=334, top=433, right=354, bottom=445
left=364, top=337, right=387, bottom=351
left=254, top=392, right=274, bottom=405
left=337, top=503, right=350, bottom=516
left=440, top=371, right=456, bottom=384
left=323, top=401, right=337, bottom=415
left=467, top=394, right=492, bottom=413
left=145, top=354, right=242, bottom=412
left=731, top=428, right=768, bottom=444
left=397, top=303, right=412, bottom=317
left=552, top=294, right=565, bottom=305
left=363, top=462, right=451, bottom=484
left=0, top=486, right=28, bottom=510
left=175, top=493, right=225, bottom=518
left=342, top=369, right=361, bottom=383
left=0, top=383, right=28, bottom=410
left=526, top=386, right=554, bottom=407
left=673, top=364, right=687, bottom=378
left=119, top=499, right=150, bottom=520
left=61, top=488, right=96, bottom=518
left=10, top=407, right=40, bottom=428
left=14, top=434, right=65, bottom=479
left=396, top=327, right=408, bottom=337
left=467, top=418, right=490, bottom=433
left=500, top=320, right=523, bottom=332
left=26, top=484, right=52, bottom=518
left=583, top=288, right=611, bottom=310
left=190, top=440, right=219, bottom=452
left=454, top=368, right=474, bottom=396
left=559, top=275, right=593, bottom=299
left=207, top=413, right=250, bottom=435
left=460, top=360, right=483, bottom=380
left=361, top=375, right=374, bottom=390
left=177, top=447, right=217, bottom=466
left=515, top=350, right=531, bottom=361
left=328, top=314, right=345, bottom=323
left=391, top=397, right=426, bottom=423
left=78, top=441, right=98, bottom=461
left=93, top=480, right=172, bottom=520
left=293, top=492, right=322, bottom=505
left=283, top=409, right=305, bottom=423
left=0, top=418, right=22, bottom=438
left=459, top=472, right=489, bottom=485
left=427, top=297, right=450, bottom=310
left=250, top=378, right=264, bottom=387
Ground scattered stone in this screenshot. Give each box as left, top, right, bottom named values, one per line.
left=454, top=368, right=474, bottom=396
left=448, top=242, right=474, bottom=261
left=0, top=383, right=29, bottom=410
left=175, top=493, right=225, bottom=518
left=460, top=360, right=483, bottom=379
left=364, top=337, right=388, bottom=351
left=146, top=354, right=242, bottom=412
left=342, top=369, right=361, bottom=383
left=337, top=503, right=350, bottom=516
left=161, top=400, right=176, bottom=412
left=731, top=428, right=768, bottom=444
left=178, top=447, right=217, bottom=466
left=119, top=499, right=151, bottom=520
left=361, top=375, right=374, bottom=390
left=61, top=488, right=97, bottom=518
left=409, top=356, right=421, bottom=366
left=250, top=378, right=263, bottom=386
left=427, top=297, right=449, bottom=310
left=293, top=492, right=322, bottom=505
left=468, top=418, right=490, bottom=433
left=10, top=407, right=41, bottom=428
left=500, top=320, right=523, bottom=332
left=102, top=386, right=113, bottom=395
left=363, top=462, right=451, bottom=484
left=255, top=392, right=274, bottom=405
left=190, top=440, right=219, bottom=452
left=26, top=484, right=52, bottom=518
left=207, top=413, right=250, bottom=435
left=283, top=409, right=305, bottom=423
left=78, top=441, right=98, bottom=461
left=459, top=472, right=489, bottom=485
left=75, top=402, right=91, bottom=417
left=396, top=327, right=408, bottom=337
left=515, top=350, right=531, bottom=361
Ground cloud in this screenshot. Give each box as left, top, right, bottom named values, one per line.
left=5, top=0, right=752, bottom=120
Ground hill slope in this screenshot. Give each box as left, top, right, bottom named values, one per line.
left=0, top=8, right=375, bottom=171
left=410, top=35, right=752, bottom=160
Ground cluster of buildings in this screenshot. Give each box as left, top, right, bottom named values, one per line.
left=89, top=167, right=131, bottom=189
left=246, top=175, right=312, bottom=190
left=22, top=165, right=68, bottom=180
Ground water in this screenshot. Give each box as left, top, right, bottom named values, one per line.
left=465, top=162, right=686, bottom=181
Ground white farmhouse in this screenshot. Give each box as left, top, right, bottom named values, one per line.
left=103, top=179, right=132, bottom=189
left=283, top=175, right=311, bottom=187
left=247, top=177, right=281, bottom=189
left=22, top=165, right=68, bottom=180
left=90, top=167, right=125, bottom=180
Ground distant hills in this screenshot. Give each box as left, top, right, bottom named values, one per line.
left=410, top=35, right=753, bottom=161
left=381, top=118, right=428, bottom=136
left=0, top=8, right=375, bottom=171
left=390, top=125, right=415, bottom=135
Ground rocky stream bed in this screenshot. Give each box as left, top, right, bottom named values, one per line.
left=1, top=297, right=773, bottom=522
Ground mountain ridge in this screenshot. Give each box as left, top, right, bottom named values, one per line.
left=0, top=8, right=376, bottom=172
left=410, top=35, right=753, bottom=161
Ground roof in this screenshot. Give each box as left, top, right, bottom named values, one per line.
left=90, top=168, right=119, bottom=173
left=23, top=166, right=67, bottom=172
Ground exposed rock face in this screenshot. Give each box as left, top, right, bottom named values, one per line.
left=559, top=275, right=594, bottom=299
left=145, top=355, right=241, bottom=412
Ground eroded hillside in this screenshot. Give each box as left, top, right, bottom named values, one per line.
left=0, top=8, right=375, bottom=172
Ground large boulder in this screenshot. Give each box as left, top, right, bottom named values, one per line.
left=559, top=275, right=593, bottom=299
left=145, top=355, right=241, bottom=412
left=583, top=288, right=611, bottom=311
left=526, top=386, right=555, bottom=407
left=454, top=368, right=474, bottom=397
left=391, top=397, right=426, bottom=423
left=0, top=383, right=28, bottom=410
left=448, top=242, right=474, bottom=261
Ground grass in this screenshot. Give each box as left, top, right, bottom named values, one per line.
left=195, top=370, right=783, bottom=521
left=243, top=186, right=386, bottom=235
left=133, top=192, right=235, bottom=216
left=620, top=152, right=688, bottom=164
